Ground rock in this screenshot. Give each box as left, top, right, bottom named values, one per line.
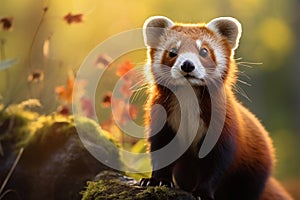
left=0, top=105, right=121, bottom=200
left=81, top=171, right=196, bottom=200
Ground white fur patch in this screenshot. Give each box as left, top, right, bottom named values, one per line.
left=167, top=87, right=206, bottom=152
left=196, top=40, right=202, bottom=50
left=171, top=52, right=206, bottom=81
left=176, top=40, right=181, bottom=49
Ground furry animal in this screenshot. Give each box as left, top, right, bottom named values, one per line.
left=139, top=16, right=293, bottom=200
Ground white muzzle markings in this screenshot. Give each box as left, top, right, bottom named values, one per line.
left=171, top=52, right=206, bottom=85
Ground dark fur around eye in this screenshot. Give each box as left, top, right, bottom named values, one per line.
left=169, top=48, right=178, bottom=58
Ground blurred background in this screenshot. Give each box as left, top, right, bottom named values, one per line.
left=0, top=0, right=299, bottom=198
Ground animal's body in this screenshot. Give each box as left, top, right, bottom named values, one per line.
left=140, top=16, right=293, bottom=200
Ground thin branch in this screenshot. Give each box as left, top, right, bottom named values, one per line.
left=0, top=148, right=24, bottom=195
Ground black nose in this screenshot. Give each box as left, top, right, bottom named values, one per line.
left=181, top=60, right=195, bottom=73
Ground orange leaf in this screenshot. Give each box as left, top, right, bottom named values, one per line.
left=116, top=60, right=133, bottom=77
left=63, top=13, right=83, bottom=25
left=129, top=104, right=138, bottom=119
left=55, top=72, right=74, bottom=103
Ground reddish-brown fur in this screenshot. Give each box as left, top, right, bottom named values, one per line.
left=140, top=17, right=293, bottom=200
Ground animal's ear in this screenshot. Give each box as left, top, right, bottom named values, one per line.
left=143, top=16, right=174, bottom=48
left=207, top=17, right=242, bottom=50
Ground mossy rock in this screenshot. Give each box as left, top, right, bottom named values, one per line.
left=82, top=171, right=196, bottom=200
left=0, top=104, right=121, bottom=200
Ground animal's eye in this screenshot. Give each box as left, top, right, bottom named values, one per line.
left=169, top=48, right=178, bottom=58
left=199, top=48, right=208, bottom=58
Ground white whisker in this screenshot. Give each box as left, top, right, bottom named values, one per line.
left=233, top=84, right=252, bottom=102
left=237, top=79, right=252, bottom=87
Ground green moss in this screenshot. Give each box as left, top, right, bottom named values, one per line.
left=82, top=180, right=139, bottom=200
left=1, top=102, right=123, bottom=199
left=24, top=116, right=76, bottom=150
left=73, top=116, right=121, bottom=160
left=0, top=103, right=39, bottom=148
left=82, top=180, right=195, bottom=200
left=81, top=171, right=196, bottom=200
left=0, top=102, right=120, bottom=161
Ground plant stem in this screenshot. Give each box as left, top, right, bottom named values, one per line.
left=27, top=7, right=48, bottom=71
left=0, top=148, right=24, bottom=196
left=27, top=6, right=48, bottom=98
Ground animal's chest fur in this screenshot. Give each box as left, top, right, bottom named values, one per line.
left=166, top=87, right=207, bottom=153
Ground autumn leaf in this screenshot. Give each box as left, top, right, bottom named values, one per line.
left=0, top=17, right=13, bottom=31
left=116, top=60, right=133, bottom=77
left=129, top=104, right=138, bottom=119
left=81, top=97, right=94, bottom=118
left=95, top=54, right=112, bottom=69
left=56, top=104, right=70, bottom=116
left=27, top=70, right=44, bottom=83
left=55, top=72, right=74, bottom=103
left=102, top=92, right=112, bottom=107
left=111, top=97, right=139, bottom=125
left=55, top=71, right=87, bottom=104
left=63, top=13, right=83, bottom=24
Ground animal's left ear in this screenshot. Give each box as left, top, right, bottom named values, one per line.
left=207, top=17, right=242, bottom=50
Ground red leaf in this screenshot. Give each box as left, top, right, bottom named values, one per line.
left=27, top=70, right=44, bottom=83
left=0, top=17, right=13, bottom=31
left=57, top=105, right=70, bottom=116
left=81, top=97, right=94, bottom=118
left=111, top=97, right=139, bottom=125
left=129, top=104, right=138, bottom=119
left=102, top=92, right=112, bottom=107
left=63, top=13, right=83, bottom=25
left=116, top=60, right=133, bottom=77
left=55, top=72, right=74, bottom=103
left=95, top=54, right=112, bottom=69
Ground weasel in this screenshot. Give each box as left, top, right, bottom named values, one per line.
left=139, top=16, right=293, bottom=200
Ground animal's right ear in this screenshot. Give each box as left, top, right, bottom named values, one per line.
left=143, top=16, right=174, bottom=48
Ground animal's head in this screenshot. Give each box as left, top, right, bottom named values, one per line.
left=143, top=16, right=242, bottom=87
